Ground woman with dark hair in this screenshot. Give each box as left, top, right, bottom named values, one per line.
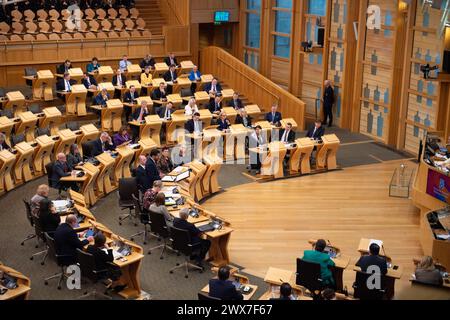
left=67, top=144, right=83, bottom=170
left=149, top=192, right=174, bottom=227
left=113, top=125, right=132, bottom=146
left=38, top=198, right=61, bottom=233
left=157, top=147, right=174, bottom=175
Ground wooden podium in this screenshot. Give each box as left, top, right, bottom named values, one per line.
left=97, top=82, right=115, bottom=97
left=260, top=141, right=287, bottom=179
left=0, top=116, right=14, bottom=142
left=93, top=99, right=123, bottom=132
left=202, top=128, right=223, bottom=160
left=95, top=152, right=116, bottom=196
left=81, top=162, right=100, bottom=207
left=16, top=111, right=38, bottom=142
left=316, top=134, right=340, bottom=170
left=202, top=154, right=223, bottom=196
left=95, top=66, right=114, bottom=83
left=183, top=161, right=207, bottom=201
left=167, top=93, right=183, bottom=108
left=141, top=115, right=163, bottom=146
left=65, top=84, right=87, bottom=116
left=134, top=138, right=157, bottom=167
left=68, top=67, right=84, bottom=82
left=0, top=149, right=17, bottom=193
left=33, top=135, right=55, bottom=177
left=125, top=79, right=142, bottom=95
left=40, top=107, right=62, bottom=135
left=54, top=128, right=77, bottom=156
left=153, top=62, right=169, bottom=77
left=179, top=60, right=195, bottom=75
left=167, top=111, right=187, bottom=144
left=221, top=107, right=238, bottom=124
left=194, top=91, right=210, bottom=105
left=77, top=124, right=100, bottom=153
left=126, top=64, right=142, bottom=79
left=13, top=141, right=34, bottom=184
left=5, top=91, right=26, bottom=117
left=221, top=89, right=235, bottom=102
left=230, top=124, right=249, bottom=161
left=280, top=118, right=298, bottom=131
left=113, top=146, right=134, bottom=183
left=289, top=138, right=315, bottom=174
left=171, top=77, right=191, bottom=94
left=32, top=70, right=54, bottom=101
left=245, top=104, right=261, bottom=118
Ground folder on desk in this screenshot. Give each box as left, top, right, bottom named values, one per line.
left=161, top=169, right=190, bottom=182
left=368, top=239, right=383, bottom=250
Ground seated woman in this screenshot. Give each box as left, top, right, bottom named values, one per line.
left=67, top=144, right=83, bottom=170
left=157, top=147, right=174, bottom=175
left=149, top=192, right=174, bottom=227
left=184, top=97, right=199, bottom=116
left=0, top=132, right=10, bottom=151
left=113, top=125, right=132, bottom=146
left=38, top=198, right=61, bottom=234
left=217, top=112, right=231, bottom=132
left=414, top=256, right=443, bottom=286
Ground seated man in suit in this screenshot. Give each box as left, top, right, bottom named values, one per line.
left=236, top=109, right=252, bottom=128
left=81, top=72, right=98, bottom=91
left=56, top=59, right=72, bottom=75
left=306, top=119, right=325, bottom=140
left=164, top=52, right=178, bottom=67
left=56, top=73, right=77, bottom=101
left=86, top=232, right=126, bottom=292
left=151, top=82, right=168, bottom=115
left=94, top=88, right=110, bottom=106
left=204, top=78, right=222, bottom=96
left=51, top=153, right=79, bottom=192
left=208, top=95, right=223, bottom=116
left=112, top=69, right=127, bottom=88
left=123, top=85, right=140, bottom=121
left=217, top=112, right=231, bottom=132
left=91, top=132, right=116, bottom=157
left=30, top=184, right=49, bottom=218
left=159, top=101, right=174, bottom=120
left=248, top=125, right=267, bottom=174
left=188, top=65, right=202, bottom=94
left=270, top=282, right=293, bottom=300
left=209, top=266, right=244, bottom=301
left=356, top=243, right=388, bottom=276
left=140, top=54, right=155, bottom=69
left=86, top=57, right=101, bottom=73
left=54, top=214, right=94, bottom=266
left=135, top=155, right=150, bottom=192
left=163, top=64, right=177, bottom=94
left=173, top=208, right=211, bottom=268
left=302, top=239, right=335, bottom=288
left=131, top=100, right=150, bottom=139
left=265, top=104, right=282, bottom=127
left=279, top=123, right=296, bottom=143
left=227, top=92, right=244, bottom=110
left=146, top=148, right=162, bottom=186
left=119, top=54, right=132, bottom=72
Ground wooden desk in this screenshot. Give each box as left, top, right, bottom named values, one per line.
left=167, top=112, right=187, bottom=144
left=200, top=74, right=213, bottom=90
left=77, top=124, right=100, bottom=153
left=95, top=152, right=116, bottom=197
left=113, top=146, right=134, bottom=183
left=230, top=124, right=250, bottom=161
left=0, top=264, right=31, bottom=300
left=202, top=154, right=223, bottom=195
left=0, top=116, right=15, bottom=143
left=316, top=134, right=340, bottom=170
left=16, top=112, right=38, bottom=142
left=169, top=77, right=191, bottom=94
left=280, top=118, right=298, bottom=131
left=194, top=91, right=210, bottom=105
left=5, top=91, right=26, bottom=117
left=289, top=138, right=315, bottom=174
left=68, top=67, right=84, bottom=82
left=97, top=82, right=115, bottom=97
left=81, top=162, right=100, bottom=206
left=221, top=89, right=235, bottom=103
left=54, top=129, right=77, bottom=156
left=202, top=129, right=223, bottom=160
left=91, top=99, right=123, bottom=132
left=13, top=141, right=34, bottom=184
left=201, top=283, right=258, bottom=301
left=59, top=84, right=88, bottom=116
left=251, top=141, right=287, bottom=179
left=126, top=64, right=142, bottom=80
left=134, top=138, right=157, bottom=167
left=33, top=135, right=55, bottom=177
left=167, top=93, right=183, bottom=108
left=245, top=104, right=262, bottom=119
left=179, top=60, right=195, bottom=75
left=95, top=66, right=114, bottom=83
left=40, top=107, right=62, bottom=136
left=260, top=267, right=312, bottom=300
left=29, top=70, right=55, bottom=101
left=153, top=62, right=169, bottom=77
left=141, top=115, right=163, bottom=146
left=195, top=220, right=233, bottom=267
left=0, top=149, right=16, bottom=193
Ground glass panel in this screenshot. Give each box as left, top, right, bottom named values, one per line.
left=308, top=0, right=326, bottom=16
left=247, top=0, right=261, bottom=10
left=246, top=13, right=261, bottom=48
left=275, top=0, right=292, bottom=8
left=275, top=11, right=292, bottom=34
left=274, top=35, right=291, bottom=58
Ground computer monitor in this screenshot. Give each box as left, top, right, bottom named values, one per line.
left=214, top=11, right=230, bottom=23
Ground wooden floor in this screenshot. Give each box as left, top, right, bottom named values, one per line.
left=203, top=159, right=422, bottom=296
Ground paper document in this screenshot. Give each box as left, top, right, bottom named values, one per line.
left=368, top=239, right=383, bottom=250
left=112, top=250, right=123, bottom=260
left=162, top=175, right=176, bottom=182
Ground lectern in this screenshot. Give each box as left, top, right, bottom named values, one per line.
left=194, top=91, right=210, bottom=105
left=153, top=62, right=169, bottom=77
left=33, top=134, right=55, bottom=177
left=141, top=115, right=163, bottom=146
left=171, top=77, right=191, bottom=94
left=0, top=116, right=14, bottom=142
left=280, top=118, right=298, bottom=131
left=229, top=124, right=249, bottom=161
left=40, top=107, right=62, bottom=135
left=134, top=138, right=157, bottom=167
left=0, top=149, right=17, bottom=193
left=31, top=70, right=54, bottom=101
left=202, top=128, right=223, bottom=160
left=316, top=134, right=340, bottom=170
left=65, top=84, right=87, bottom=116
left=125, top=79, right=142, bottom=95
left=126, top=64, right=142, bottom=80
left=54, top=128, right=77, bottom=156
left=16, top=112, right=38, bottom=142
left=81, top=162, right=100, bottom=206
left=95, top=152, right=116, bottom=196
left=94, top=99, right=123, bottom=132
left=68, top=68, right=84, bottom=82
left=166, top=111, right=187, bottom=144
left=244, top=104, right=261, bottom=118
left=13, top=141, right=34, bottom=184
left=97, top=82, right=115, bottom=97
left=95, top=66, right=114, bottom=83
left=77, top=124, right=100, bottom=154
left=260, top=141, right=287, bottom=179
left=220, top=89, right=234, bottom=102
left=113, top=146, right=134, bottom=183
left=5, top=91, right=26, bottom=117
left=202, top=154, right=223, bottom=196
left=289, top=138, right=315, bottom=174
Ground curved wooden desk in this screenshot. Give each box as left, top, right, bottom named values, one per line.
left=32, top=135, right=55, bottom=177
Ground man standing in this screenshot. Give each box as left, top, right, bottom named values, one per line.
left=323, top=80, right=335, bottom=127
left=145, top=149, right=162, bottom=185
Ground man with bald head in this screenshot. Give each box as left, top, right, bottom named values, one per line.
left=135, top=155, right=151, bottom=192
left=51, top=153, right=79, bottom=192
left=323, top=80, right=335, bottom=127
left=54, top=214, right=94, bottom=265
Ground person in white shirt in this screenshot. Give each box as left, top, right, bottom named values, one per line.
left=184, top=98, right=199, bottom=116
left=119, top=54, right=132, bottom=71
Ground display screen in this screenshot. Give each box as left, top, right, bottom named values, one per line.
left=214, top=11, right=230, bottom=22
left=426, top=169, right=450, bottom=203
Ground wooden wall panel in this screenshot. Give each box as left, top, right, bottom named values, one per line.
left=191, top=0, right=240, bottom=23
left=270, top=58, right=291, bottom=89
left=163, top=25, right=191, bottom=54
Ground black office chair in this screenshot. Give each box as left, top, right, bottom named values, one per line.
left=180, top=88, right=192, bottom=97
left=45, top=162, right=66, bottom=197
left=296, top=258, right=324, bottom=295
left=29, top=215, right=49, bottom=265
left=147, top=210, right=175, bottom=259
left=21, top=199, right=37, bottom=246
left=169, top=226, right=203, bottom=278
left=198, top=292, right=221, bottom=301
left=24, top=67, right=37, bottom=87
left=81, top=140, right=96, bottom=159
left=352, top=270, right=386, bottom=300
left=43, top=232, right=73, bottom=290
left=117, top=177, right=138, bottom=225
left=129, top=194, right=156, bottom=245
left=75, top=248, right=112, bottom=300
left=0, top=87, right=5, bottom=98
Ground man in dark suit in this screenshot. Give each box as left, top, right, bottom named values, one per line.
left=163, top=64, right=178, bottom=94
left=279, top=123, right=296, bottom=143
left=56, top=59, right=72, bottom=75
left=164, top=52, right=178, bottom=67
left=265, top=104, right=282, bottom=127
left=173, top=208, right=211, bottom=267
left=306, top=120, right=325, bottom=140
left=123, top=85, right=140, bottom=121
left=81, top=72, right=98, bottom=90
left=151, top=82, right=168, bottom=115
left=185, top=112, right=202, bottom=134
left=131, top=100, right=150, bottom=139
left=112, top=69, right=127, bottom=87
left=204, top=78, right=222, bottom=96
left=227, top=92, right=243, bottom=110
left=236, top=110, right=252, bottom=127
left=323, top=80, right=335, bottom=127
left=145, top=149, right=162, bottom=186
left=209, top=266, right=244, bottom=301
left=51, top=153, right=79, bottom=191
left=91, top=132, right=116, bottom=157
left=54, top=214, right=94, bottom=265
left=135, top=155, right=151, bottom=192
left=217, top=112, right=231, bottom=131
left=95, top=88, right=110, bottom=106
left=56, top=73, right=77, bottom=101
left=356, top=243, right=388, bottom=276
left=208, top=95, right=222, bottom=115
left=159, top=101, right=174, bottom=120
left=140, top=54, right=156, bottom=69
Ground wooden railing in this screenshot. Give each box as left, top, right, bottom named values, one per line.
left=200, top=46, right=306, bottom=129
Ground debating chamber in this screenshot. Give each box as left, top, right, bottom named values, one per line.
left=0, top=0, right=449, bottom=305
